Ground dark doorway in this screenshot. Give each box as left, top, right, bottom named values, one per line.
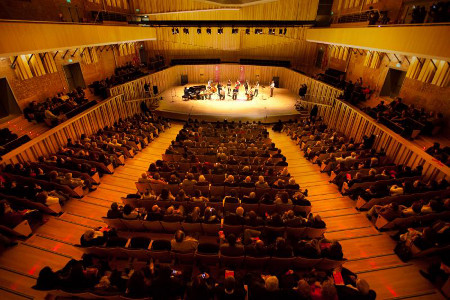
left=380, top=68, right=406, bottom=98
left=139, top=48, right=148, bottom=66
left=272, top=76, right=280, bottom=88
left=181, top=75, right=188, bottom=85
left=0, top=78, right=21, bottom=119
left=63, top=63, right=86, bottom=92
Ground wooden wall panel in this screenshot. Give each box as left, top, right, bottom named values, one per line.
left=144, top=27, right=318, bottom=71
left=1, top=95, right=132, bottom=165
left=130, top=0, right=318, bottom=21
left=327, top=100, right=450, bottom=182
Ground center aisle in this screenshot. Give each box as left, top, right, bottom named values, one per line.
left=267, top=128, right=444, bottom=300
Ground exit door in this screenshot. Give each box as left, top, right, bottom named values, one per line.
left=380, top=68, right=406, bottom=98
left=63, top=63, right=86, bottom=91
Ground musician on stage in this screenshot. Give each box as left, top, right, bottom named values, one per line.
left=247, top=88, right=254, bottom=101
left=232, top=86, right=238, bottom=100
left=270, top=80, right=275, bottom=97
left=244, top=80, right=249, bottom=94
left=207, top=79, right=213, bottom=88
left=254, top=81, right=259, bottom=97
left=235, top=80, right=241, bottom=91
left=217, top=82, right=222, bottom=96
left=219, top=88, right=226, bottom=100
left=227, top=79, right=232, bottom=95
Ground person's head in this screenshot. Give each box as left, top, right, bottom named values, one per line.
left=297, top=279, right=310, bottom=299
left=226, top=175, right=234, bottom=183
left=242, top=166, right=250, bottom=173
left=227, top=234, right=237, bottom=246
left=224, top=276, right=236, bottom=294
left=153, top=173, right=160, bottom=180
left=198, top=175, right=206, bottom=182
left=258, top=176, right=265, bottom=183
left=369, top=168, right=376, bottom=176
left=321, top=279, right=337, bottom=300
left=110, top=202, right=118, bottom=211
left=141, top=173, right=147, bottom=179
left=166, top=206, right=174, bottom=215
left=275, top=237, right=286, bottom=249
left=83, top=229, right=96, bottom=241
left=265, top=276, right=279, bottom=292
left=186, top=173, right=194, bottom=181
left=151, top=204, right=160, bottom=213
left=245, top=176, right=251, bottom=183
left=249, top=192, right=256, bottom=199
left=236, top=206, right=244, bottom=217
left=123, top=204, right=133, bottom=215
left=174, top=230, right=185, bottom=243
left=356, top=278, right=371, bottom=295
left=289, top=177, right=296, bottom=185
left=192, top=206, right=201, bottom=217
left=0, top=201, right=11, bottom=216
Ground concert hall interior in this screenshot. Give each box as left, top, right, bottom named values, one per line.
left=0, top=0, right=450, bottom=299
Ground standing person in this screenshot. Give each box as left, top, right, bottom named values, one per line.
left=227, top=79, right=232, bottom=96
left=235, top=79, right=241, bottom=91
left=244, top=80, right=249, bottom=94
left=217, top=82, right=222, bottom=97
left=270, top=80, right=275, bottom=97
left=232, top=86, right=238, bottom=100
left=254, top=81, right=259, bottom=97
left=208, top=79, right=213, bottom=87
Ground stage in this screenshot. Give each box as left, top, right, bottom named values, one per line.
left=156, top=84, right=302, bottom=122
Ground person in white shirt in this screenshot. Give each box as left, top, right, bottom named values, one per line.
left=270, top=81, right=275, bottom=97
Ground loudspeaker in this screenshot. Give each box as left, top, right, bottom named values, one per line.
left=181, top=75, right=188, bottom=85
left=272, top=77, right=280, bottom=88
left=153, top=86, right=158, bottom=95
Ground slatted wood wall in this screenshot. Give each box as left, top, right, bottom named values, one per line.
left=1, top=95, right=130, bottom=165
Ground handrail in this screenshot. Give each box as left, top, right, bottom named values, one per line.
left=1, top=95, right=124, bottom=162
left=0, top=18, right=137, bottom=27
left=297, top=99, right=333, bottom=108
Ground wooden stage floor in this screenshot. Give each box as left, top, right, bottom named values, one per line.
left=157, top=84, right=300, bottom=122
left=0, top=124, right=445, bottom=299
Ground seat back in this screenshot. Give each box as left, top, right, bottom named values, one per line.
left=276, top=204, right=294, bottom=214
left=195, top=185, right=210, bottom=197
left=224, top=202, right=240, bottom=213
left=143, top=220, right=164, bottom=232
left=123, top=219, right=145, bottom=231
left=244, top=256, right=269, bottom=269
left=239, top=187, right=255, bottom=197
left=195, top=252, right=219, bottom=266
left=181, top=222, right=203, bottom=235
left=220, top=255, right=244, bottom=269
left=172, top=251, right=195, bottom=265
left=160, top=221, right=182, bottom=233
left=304, top=227, right=327, bottom=239
left=286, top=227, right=307, bottom=239
left=241, top=203, right=259, bottom=212
left=268, top=257, right=295, bottom=272
left=210, top=185, right=225, bottom=199
left=201, top=223, right=221, bottom=235
left=150, top=183, right=166, bottom=196
left=258, top=204, right=277, bottom=215
left=294, top=257, right=322, bottom=269
left=315, top=258, right=346, bottom=270
left=222, top=224, right=243, bottom=236
left=101, top=217, right=126, bottom=230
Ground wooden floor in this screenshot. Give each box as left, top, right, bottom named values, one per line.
left=0, top=123, right=445, bottom=299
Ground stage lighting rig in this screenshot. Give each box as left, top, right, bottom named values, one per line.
left=232, top=28, right=239, bottom=34
left=206, top=28, right=212, bottom=34
left=218, top=27, right=224, bottom=34
left=245, top=28, right=250, bottom=35
left=183, top=28, right=189, bottom=34
left=172, top=27, right=179, bottom=34
left=197, top=28, right=201, bottom=34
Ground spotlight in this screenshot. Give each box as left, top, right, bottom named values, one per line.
left=232, top=28, right=239, bottom=34
left=218, top=28, right=223, bottom=34
left=197, top=28, right=201, bottom=34
left=206, top=28, right=211, bottom=34
left=183, top=28, right=189, bottom=34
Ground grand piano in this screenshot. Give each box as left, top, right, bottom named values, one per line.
left=182, top=85, right=207, bottom=100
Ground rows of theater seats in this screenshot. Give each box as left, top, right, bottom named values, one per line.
left=0, top=113, right=169, bottom=245
left=52, top=120, right=378, bottom=300
left=283, top=118, right=450, bottom=262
